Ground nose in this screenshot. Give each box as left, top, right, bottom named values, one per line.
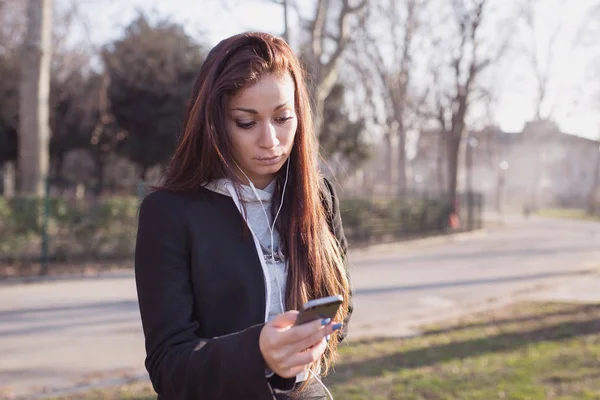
left=259, top=122, right=280, bottom=149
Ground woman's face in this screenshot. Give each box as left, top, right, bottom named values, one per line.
left=227, top=72, right=298, bottom=189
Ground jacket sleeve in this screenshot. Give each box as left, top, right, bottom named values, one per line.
left=321, top=178, right=353, bottom=343
left=134, top=191, right=275, bottom=399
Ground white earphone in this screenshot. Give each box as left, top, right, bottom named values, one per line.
left=232, top=157, right=290, bottom=313
left=231, top=157, right=334, bottom=400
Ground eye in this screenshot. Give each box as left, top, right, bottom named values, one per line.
left=236, top=120, right=256, bottom=129
left=276, top=116, right=294, bottom=124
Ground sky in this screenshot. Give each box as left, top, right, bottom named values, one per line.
left=64, top=0, right=600, bottom=140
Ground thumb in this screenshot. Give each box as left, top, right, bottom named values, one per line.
left=269, top=310, right=299, bottom=328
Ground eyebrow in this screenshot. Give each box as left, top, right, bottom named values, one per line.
left=232, top=102, right=290, bottom=114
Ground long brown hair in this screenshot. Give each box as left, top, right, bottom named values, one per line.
left=160, top=32, right=350, bottom=376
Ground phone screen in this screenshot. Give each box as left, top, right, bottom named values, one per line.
left=294, top=299, right=342, bottom=325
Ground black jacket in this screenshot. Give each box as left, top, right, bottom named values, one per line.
left=134, top=178, right=352, bottom=399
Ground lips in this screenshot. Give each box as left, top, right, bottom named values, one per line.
left=256, top=155, right=282, bottom=161
left=256, top=155, right=283, bottom=166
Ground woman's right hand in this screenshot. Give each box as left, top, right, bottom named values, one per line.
left=259, top=311, right=340, bottom=378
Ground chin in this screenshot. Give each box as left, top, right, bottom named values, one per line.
left=256, top=163, right=284, bottom=176
left=245, top=154, right=290, bottom=181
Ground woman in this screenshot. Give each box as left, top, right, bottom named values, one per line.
left=135, top=32, right=352, bottom=399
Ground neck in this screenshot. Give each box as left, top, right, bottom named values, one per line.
left=236, top=172, right=275, bottom=190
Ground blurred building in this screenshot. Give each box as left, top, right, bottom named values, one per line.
left=412, top=120, right=600, bottom=210
left=344, top=120, right=600, bottom=210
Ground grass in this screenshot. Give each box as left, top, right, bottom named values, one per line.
left=327, top=301, right=600, bottom=399
left=537, top=208, right=600, bottom=222
left=49, top=381, right=156, bottom=400
left=52, top=302, right=600, bottom=400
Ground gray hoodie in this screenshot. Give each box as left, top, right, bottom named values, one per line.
left=204, top=178, right=288, bottom=323
left=205, top=178, right=333, bottom=386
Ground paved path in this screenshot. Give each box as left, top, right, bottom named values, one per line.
left=347, top=216, right=600, bottom=339
left=1, top=216, right=599, bottom=398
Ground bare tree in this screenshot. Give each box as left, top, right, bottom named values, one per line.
left=430, top=63, right=449, bottom=192
left=0, top=0, right=27, bottom=51
left=519, top=0, right=564, bottom=120
left=2, top=0, right=84, bottom=195
left=301, top=0, right=367, bottom=136
left=355, top=0, right=420, bottom=194
left=576, top=3, right=600, bottom=48
left=219, top=0, right=365, bottom=139
left=579, top=3, right=600, bottom=214
left=19, top=0, right=53, bottom=196
left=225, top=0, right=293, bottom=42
left=425, top=0, right=511, bottom=202
left=272, top=0, right=290, bottom=42
left=587, top=79, right=600, bottom=214
left=587, top=137, right=600, bottom=215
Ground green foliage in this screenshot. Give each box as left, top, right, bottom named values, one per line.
left=51, top=70, right=98, bottom=150
left=339, top=198, right=376, bottom=242
left=1, top=192, right=454, bottom=265
left=320, top=83, right=372, bottom=169
left=0, top=196, right=140, bottom=264
left=102, top=14, right=206, bottom=176
left=340, top=196, right=453, bottom=245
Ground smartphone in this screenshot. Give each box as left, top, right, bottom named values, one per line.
left=294, top=294, right=343, bottom=326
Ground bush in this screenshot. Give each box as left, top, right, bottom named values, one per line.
left=1, top=192, right=457, bottom=264
left=339, top=198, right=376, bottom=243
left=339, top=195, right=453, bottom=245
left=0, top=196, right=141, bottom=264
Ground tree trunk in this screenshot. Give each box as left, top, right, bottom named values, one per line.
left=313, top=91, right=326, bottom=139
left=51, top=151, right=63, bottom=178
left=396, top=118, right=406, bottom=195
left=438, top=0, right=492, bottom=205
left=465, top=137, right=474, bottom=230
left=18, top=0, right=52, bottom=196
left=93, top=154, right=106, bottom=196
left=587, top=148, right=600, bottom=215
left=384, top=130, right=393, bottom=190
left=395, top=0, right=415, bottom=196
left=447, top=137, right=460, bottom=203
left=306, top=0, right=366, bottom=138
left=50, top=151, right=63, bottom=194
left=437, top=133, right=446, bottom=192
left=2, top=162, right=16, bottom=198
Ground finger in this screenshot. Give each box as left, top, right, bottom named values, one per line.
left=269, top=310, right=300, bottom=329
left=290, top=326, right=329, bottom=353
left=268, top=336, right=322, bottom=373
left=283, top=340, right=327, bottom=370
left=290, top=320, right=342, bottom=353
left=283, top=317, right=331, bottom=345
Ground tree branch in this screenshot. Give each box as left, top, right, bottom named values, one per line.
left=310, top=0, right=328, bottom=63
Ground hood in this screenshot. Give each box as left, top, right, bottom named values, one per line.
left=204, top=178, right=276, bottom=203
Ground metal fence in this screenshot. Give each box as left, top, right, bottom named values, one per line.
left=338, top=188, right=484, bottom=247
left=0, top=177, right=484, bottom=276
left=0, top=176, right=147, bottom=276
